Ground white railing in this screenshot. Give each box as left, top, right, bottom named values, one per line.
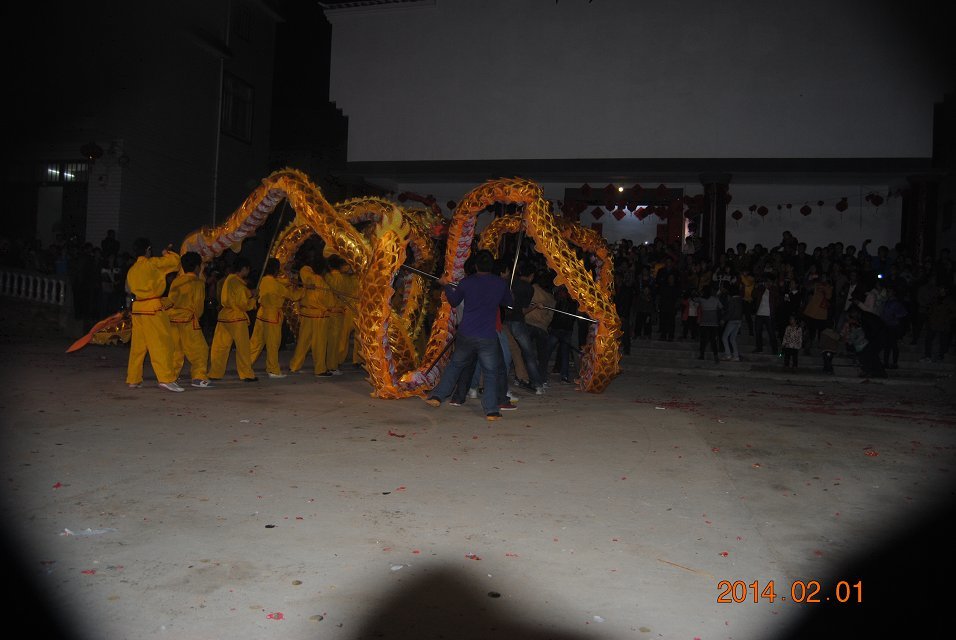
left=0, top=268, right=68, bottom=306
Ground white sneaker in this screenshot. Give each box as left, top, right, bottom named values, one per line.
left=535, top=386, right=545, bottom=395
left=468, top=388, right=478, bottom=399
left=506, top=391, right=516, bottom=401
left=128, top=382, right=141, bottom=389
left=329, top=369, right=343, bottom=376
left=159, top=382, right=184, bottom=393
left=268, top=372, right=287, bottom=379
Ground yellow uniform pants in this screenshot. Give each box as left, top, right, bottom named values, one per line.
left=327, top=312, right=345, bottom=370
left=290, top=316, right=332, bottom=374
left=209, top=321, right=255, bottom=380
left=335, top=311, right=359, bottom=364
left=250, top=318, right=283, bottom=376
left=171, top=321, right=209, bottom=381
left=126, top=312, right=178, bottom=384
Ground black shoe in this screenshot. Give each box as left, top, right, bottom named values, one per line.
left=517, top=380, right=536, bottom=392
left=317, top=371, right=334, bottom=377
left=242, top=377, right=259, bottom=382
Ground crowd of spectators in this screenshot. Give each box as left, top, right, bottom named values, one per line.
left=498, top=230, right=954, bottom=377
left=602, top=232, right=956, bottom=374
left=3, top=227, right=954, bottom=375
left=0, top=231, right=132, bottom=331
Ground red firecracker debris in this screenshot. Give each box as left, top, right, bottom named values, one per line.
left=52, top=482, right=62, bottom=489
left=388, top=430, right=406, bottom=438
left=266, top=612, right=284, bottom=620
left=465, top=553, right=481, bottom=560
left=720, top=551, right=729, bottom=557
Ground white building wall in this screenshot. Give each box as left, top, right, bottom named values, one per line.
left=327, top=0, right=951, bottom=163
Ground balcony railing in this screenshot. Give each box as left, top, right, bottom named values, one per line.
left=0, top=268, right=68, bottom=306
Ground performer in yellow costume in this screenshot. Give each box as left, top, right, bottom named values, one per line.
left=333, top=259, right=361, bottom=366
left=289, top=257, right=336, bottom=376
left=125, top=237, right=183, bottom=392
left=324, top=255, right=349, bottom=375
left=250, top=257, right=302, bottom=378
left=167, top=251, right=213, bottom=388
left=209, top=257, right=258, bottom=382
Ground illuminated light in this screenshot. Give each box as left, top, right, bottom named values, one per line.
left=617, top=186, right=624, bottom=192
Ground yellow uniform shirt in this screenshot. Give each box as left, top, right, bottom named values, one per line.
left=256, top=274, right=301, bottom=323
left=127, top=253, right=180, bottom=314
left=298, top=266, right=335, bottom=318
left=167, top=273, right=205, bottom=327
left=218, top=273, right=256, bottom=323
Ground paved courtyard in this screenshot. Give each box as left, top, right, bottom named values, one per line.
left=1, top=332, right=954, bottom=639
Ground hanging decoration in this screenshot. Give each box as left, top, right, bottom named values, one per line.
left=731, top=210, right=743, bottom=221
left=864, top=192, right=884, bottom=207
left=563, top=181, right=902, bottom=228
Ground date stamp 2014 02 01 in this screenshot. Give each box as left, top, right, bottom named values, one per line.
left=717, top=579, right=862, bottom=604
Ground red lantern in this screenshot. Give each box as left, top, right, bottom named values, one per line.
left=749, top=204, right=757, bottom=212
left=757, top=206, right=768, bottom=217
left=604, top=184, right=616, bottom=196
left=800, top=205, right=812, bottom=216
left=731, top=210, right=743, bottom=221
left=591, top=207, right=605, bottom=220
left=835, top=197, right=849, bottom=212
left=612, top=208, right=626, bottom=220
left=446, top=200, right=456, bottom=210
left=580, top=183, right=592, bottom=197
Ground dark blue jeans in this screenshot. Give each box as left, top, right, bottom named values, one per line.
left=545, top=328, right=573, bottom=380
left=506, top=320, right=544, bottom=387
left=428, top=334, right=502, bottom=414
left=754, top=315, right=778, bottom=352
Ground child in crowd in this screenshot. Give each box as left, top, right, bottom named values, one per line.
left=782, top=314, right=803, bottom=368
left=681, top=290, right=699, bottom=340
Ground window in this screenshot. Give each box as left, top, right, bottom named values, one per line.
left=221, top=73, right=254, bottom=142
left=234, top=1, right=253, bottom=42
left=39, top=161, right=90, bottom=184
